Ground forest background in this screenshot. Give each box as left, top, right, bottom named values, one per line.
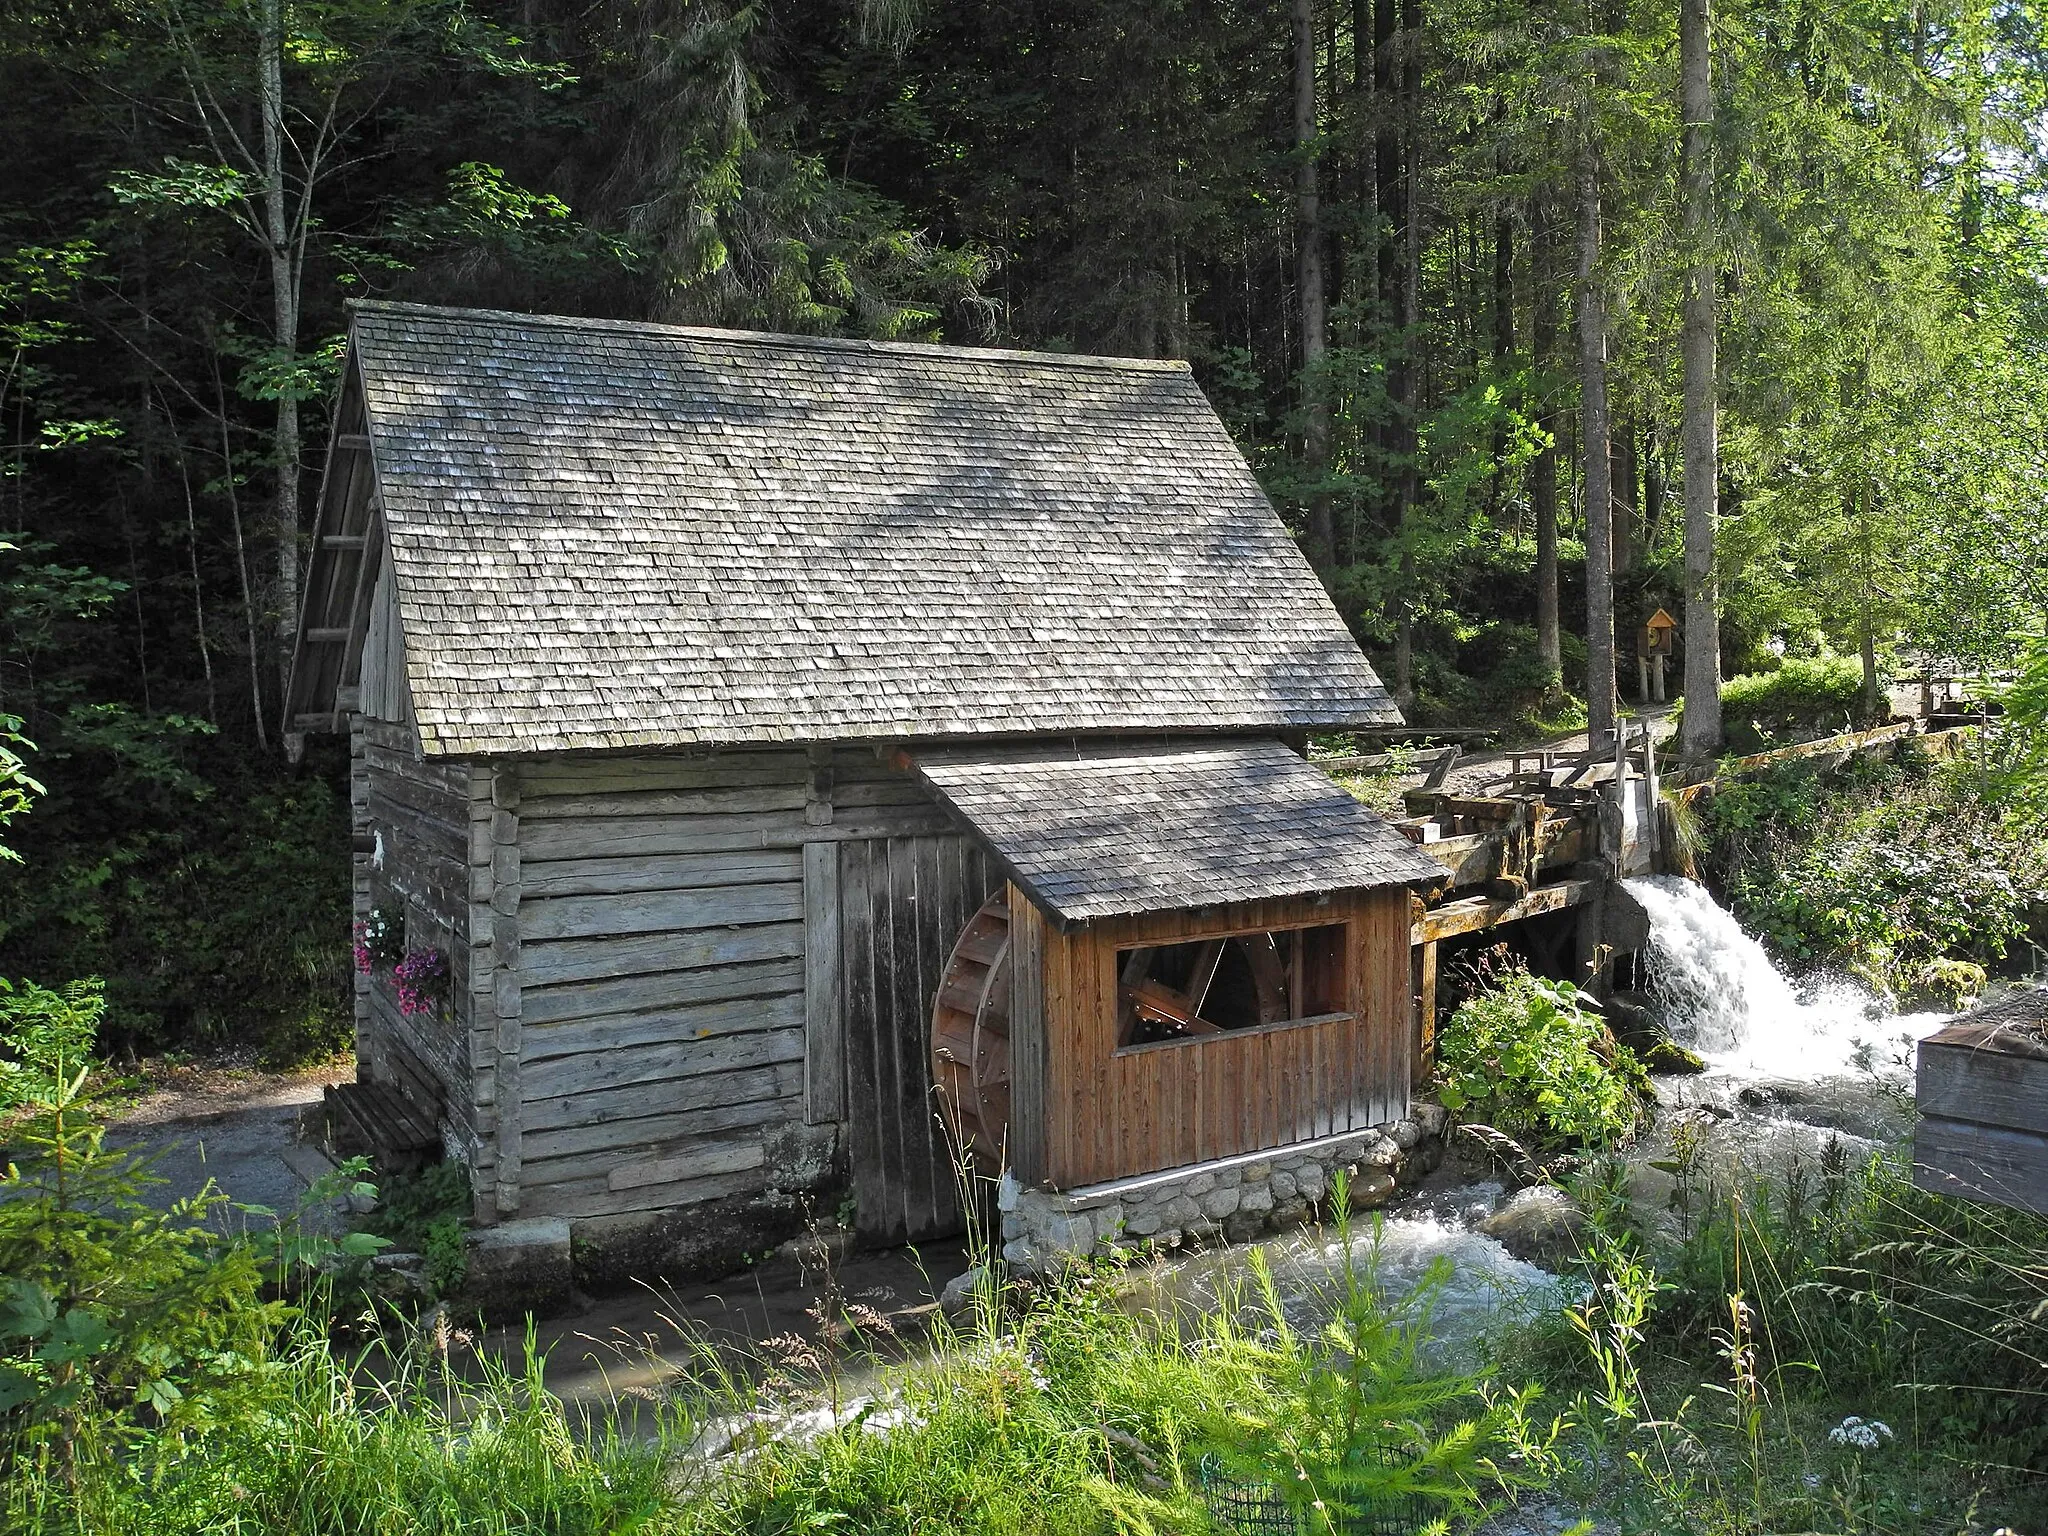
left=2, top=0, right=2045, bottom=1063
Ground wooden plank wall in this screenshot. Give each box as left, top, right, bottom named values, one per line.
left=355, top=717, right=477, bottom=1162
left=838, top=834, right=997, bottom=1246
left=355, top=558, right=412, bottom=727
left=499, top=747, right=958, bottom=1225
left=1030, top=887, right=1412, bottom=1189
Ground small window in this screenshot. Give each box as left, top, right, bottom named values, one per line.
left=1115, top=924, right=1347, bottom=1048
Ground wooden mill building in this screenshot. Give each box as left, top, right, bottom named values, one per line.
left=286, top=302, right=1443, bottom=1271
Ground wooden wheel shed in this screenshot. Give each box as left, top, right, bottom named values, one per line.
left=284, top=301, right=1436, bottom=1281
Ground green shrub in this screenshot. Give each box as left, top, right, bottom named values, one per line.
left=360, top=1160, right=473, bottom=1297
left=0, top=730, right=351, bottom=1066
left=1702, top=750, right=2048, bottom=995
left=1685, top=653, right=1873, bottom=749
left=0, top=978, right=282, bottom=1477
left=1435, top=968, right=1648, bottom=1150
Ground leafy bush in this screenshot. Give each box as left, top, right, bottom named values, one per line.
left=1435, top=967, right=1649, bottom=1150
left=359, top=1160, right=473, bottom=1297
left=0, top=978, right=280, bottom=1474
left=0, top=728, right=351, bottom=1065
left=1684, top=652, right=1873, bottom=749
left=1702, top=748, right=2048, bottom=996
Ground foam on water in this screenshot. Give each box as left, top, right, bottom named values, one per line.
left=1624, top=874, right=1950, bottom=1080
left=1129, top=1191, right=1570, bottom=1366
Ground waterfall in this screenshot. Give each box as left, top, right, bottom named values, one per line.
left=1623, top=875, right=1949, bottom=1081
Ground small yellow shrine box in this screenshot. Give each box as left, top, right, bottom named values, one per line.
left=1642, top=608, right=1679, bottom=657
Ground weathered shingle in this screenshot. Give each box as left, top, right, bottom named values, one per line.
left=345, top=302, right=1402, bottom=755
left=909, top=739, right=1442, bottom=924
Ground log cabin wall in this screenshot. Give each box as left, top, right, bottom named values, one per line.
left=352, top=716, right=479, bottom=1172
left=1013, top=885, right=1413, bottom=1190
left=478, top=746, right=969, bottom=1236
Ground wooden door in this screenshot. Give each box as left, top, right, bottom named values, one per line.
left=838, top=835, right=995, bottom=1245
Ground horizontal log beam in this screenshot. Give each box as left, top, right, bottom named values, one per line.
left=1411, top=878, right=1600, bottom=945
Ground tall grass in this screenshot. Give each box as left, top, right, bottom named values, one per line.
left=9, top=1314, right=682, bottom=1536
left=13, top=1189, right=1533, bottom=1536
left=1526, top=1139, right=2048, bottom=1533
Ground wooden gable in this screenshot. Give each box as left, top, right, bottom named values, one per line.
left=285, top=360, right=413, bottom=734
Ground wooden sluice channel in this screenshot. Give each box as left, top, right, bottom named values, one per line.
left=1384, top=715, right=1982, bottom=1084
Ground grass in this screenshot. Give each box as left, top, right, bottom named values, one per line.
left=11, top=976, right=2048, bottom=1535
left=11, top=1192, right=1535, bottom=1536
left=20, top=1142, right=2041, bottom=1536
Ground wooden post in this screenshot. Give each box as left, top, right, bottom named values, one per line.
left=1641, top=728, right=1661, bottom=862
left=802, top=840, right=844, bottom=1124
left=1653, top=653, right=1667, bottom=703
left=488, top=765, right=522, bottom=1218
left=1411, top=938, right=1439, bottom=1089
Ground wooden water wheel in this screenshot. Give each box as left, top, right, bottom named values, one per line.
left=930, top=889, right=1013, bottom=1162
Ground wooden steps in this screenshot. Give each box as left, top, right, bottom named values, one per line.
left=325, top=1080, right=442, bottom=1174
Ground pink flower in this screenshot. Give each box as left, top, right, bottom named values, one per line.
left=393, top=947, right=449, bottom=1016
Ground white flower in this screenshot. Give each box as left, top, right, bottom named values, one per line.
left=1828, top=1415, right=1894, bottom=1451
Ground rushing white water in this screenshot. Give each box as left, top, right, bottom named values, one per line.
left=1128, top=877, right=1956, bottom=1360
left=1128, top=1190, right=1570, bottom=1366
left=1624, top=874, right=1950, bottom=1080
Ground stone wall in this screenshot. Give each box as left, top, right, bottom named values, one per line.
left=998, top=1105, right=1449, bottom=1271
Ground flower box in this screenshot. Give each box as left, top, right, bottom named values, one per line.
left=1913, top=990, right=2048, bottom=1216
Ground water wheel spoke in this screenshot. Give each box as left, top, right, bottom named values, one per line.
left=929, top=888, right=1013, bottom=1163
left=1122, top=978, right=1224, bottom=1035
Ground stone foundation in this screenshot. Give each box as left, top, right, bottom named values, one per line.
left=998, top=1104, right=1449, bottom=1271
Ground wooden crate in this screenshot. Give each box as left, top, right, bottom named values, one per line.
left=1913, top=998, right=2048, bottom=1216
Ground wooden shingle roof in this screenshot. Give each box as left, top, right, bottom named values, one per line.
left=909, top=739, right=1443, bottom=924
left=329, top=302, right=1401, bottom=755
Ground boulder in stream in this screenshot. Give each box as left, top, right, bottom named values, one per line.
left=1477, top=1185, right=1587, bottom=1268
left=1604, top=991, right=1706, bottom=1075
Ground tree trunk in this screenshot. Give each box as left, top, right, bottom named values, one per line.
left=215, top=354, right=270, bottom=751
left=1491, top=168, right=1514, bottom=526
left=1611, top=414, right=1637, bottom=574
left=1677, top=0, right=1723, bottom=757
left=1293, top=0, right=1334, bottom=566
left=1856, top=488, right=1886, bottom=722
left=1643, top=424, right=1666, bottom=549
left=1373, top=0, right=1402, bottom=561
left=1530, top=196, right=1561, bottom=679
left=260, top=0, right=302, bottom=736
left=1576, top=120, right=1616, bottom=748
left=1391, top=0, right=1423, bottom=708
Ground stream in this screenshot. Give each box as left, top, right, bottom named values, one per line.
left=1131, top=875, right=1958, bottom=1352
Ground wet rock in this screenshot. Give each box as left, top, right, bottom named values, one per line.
left=1639, top=1038, right=1707, bottom=1075
left=1355, top=1170, right=1398, bottom=1206
left=1603, top=994, right=1704, bottom=1075
left=1222, top=1209, right=1267, bottom=1244
left=370, top=1250, right=433, bottom=1303
left=1477, top=1185, right=1586, bottom=1267
left=461, top=1217, right=573, bottom=1317
left=776, top=1228, right=855, bottom=1273
left=940, top=1265, right=990, bottom=1315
